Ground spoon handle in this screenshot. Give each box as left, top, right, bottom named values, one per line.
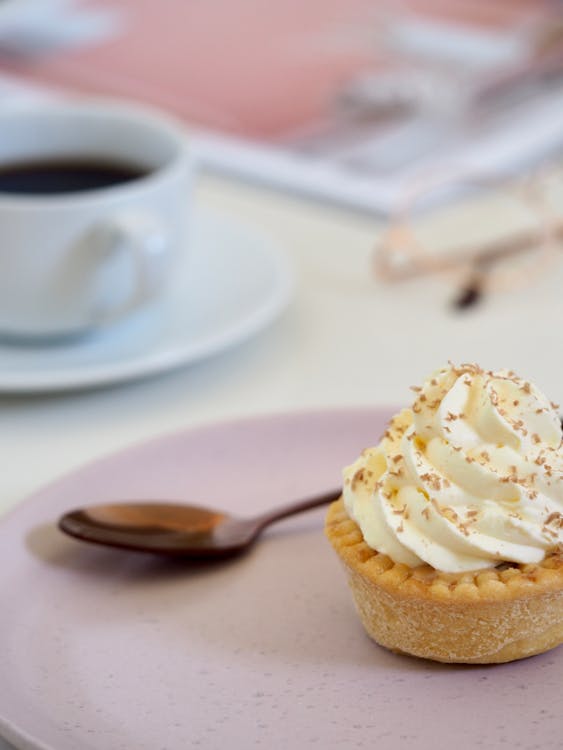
left=254, top=488, right=341, bottom=531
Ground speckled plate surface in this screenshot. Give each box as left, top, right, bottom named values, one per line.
left=0, top=409, right=562, bottom=750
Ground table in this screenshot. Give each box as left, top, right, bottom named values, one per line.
left=1, top=168, right=562, bottom=750
left=1, top=169, right=562, bottom=517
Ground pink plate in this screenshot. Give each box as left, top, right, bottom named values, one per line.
left=0, top=409, right=562, bottom=750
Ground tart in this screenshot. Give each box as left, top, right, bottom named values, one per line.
left=326, top=363, right=563, bottom=663
left=326, top=498, right=563, bottom=663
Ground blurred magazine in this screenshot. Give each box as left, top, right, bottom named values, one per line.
left=2, top=0, right=563, bottom=213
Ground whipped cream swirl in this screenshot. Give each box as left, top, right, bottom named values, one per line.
left=343, top=364, right=563, bottom=572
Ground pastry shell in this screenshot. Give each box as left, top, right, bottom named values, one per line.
left=325, top=498, right=563, bottom=664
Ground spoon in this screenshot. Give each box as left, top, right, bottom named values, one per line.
left=58, top=489, right=341, bottom=558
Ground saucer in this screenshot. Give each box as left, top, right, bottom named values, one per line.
left=0, top=208, right=293, bottom=393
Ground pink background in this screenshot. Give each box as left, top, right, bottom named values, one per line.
left=3, top=0, right=554, bottom=138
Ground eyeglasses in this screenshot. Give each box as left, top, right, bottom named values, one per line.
left=373, top=167, right=563, bottom=308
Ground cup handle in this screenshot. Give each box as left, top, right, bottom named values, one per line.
left=86, top=213, right=170, bottom=325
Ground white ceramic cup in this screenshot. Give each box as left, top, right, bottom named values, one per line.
left=0, top=100, right=191, bottom=341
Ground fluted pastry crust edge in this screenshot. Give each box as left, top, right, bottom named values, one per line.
left=325, top=498, right=563, bottom=663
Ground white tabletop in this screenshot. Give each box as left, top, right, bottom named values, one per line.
left=1, top=171, right=562, bottom=750
left=1, top=171, right=562, bottom=518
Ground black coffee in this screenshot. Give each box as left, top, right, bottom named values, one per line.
left=0, top=158, right=148, bottom=195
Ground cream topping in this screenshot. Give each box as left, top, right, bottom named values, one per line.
left=343, top=363, right=563, bottom=572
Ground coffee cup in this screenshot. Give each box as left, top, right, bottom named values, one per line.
left=0, top=100, right=191, bottom=342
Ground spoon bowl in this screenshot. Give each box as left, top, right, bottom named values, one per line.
left=58, top=489, right=341, bottom=558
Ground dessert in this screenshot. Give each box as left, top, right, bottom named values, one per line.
left=325, top=363, right=563, bottom=663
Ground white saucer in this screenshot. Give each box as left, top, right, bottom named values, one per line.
left=0, top=208, right=293, bottom=393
